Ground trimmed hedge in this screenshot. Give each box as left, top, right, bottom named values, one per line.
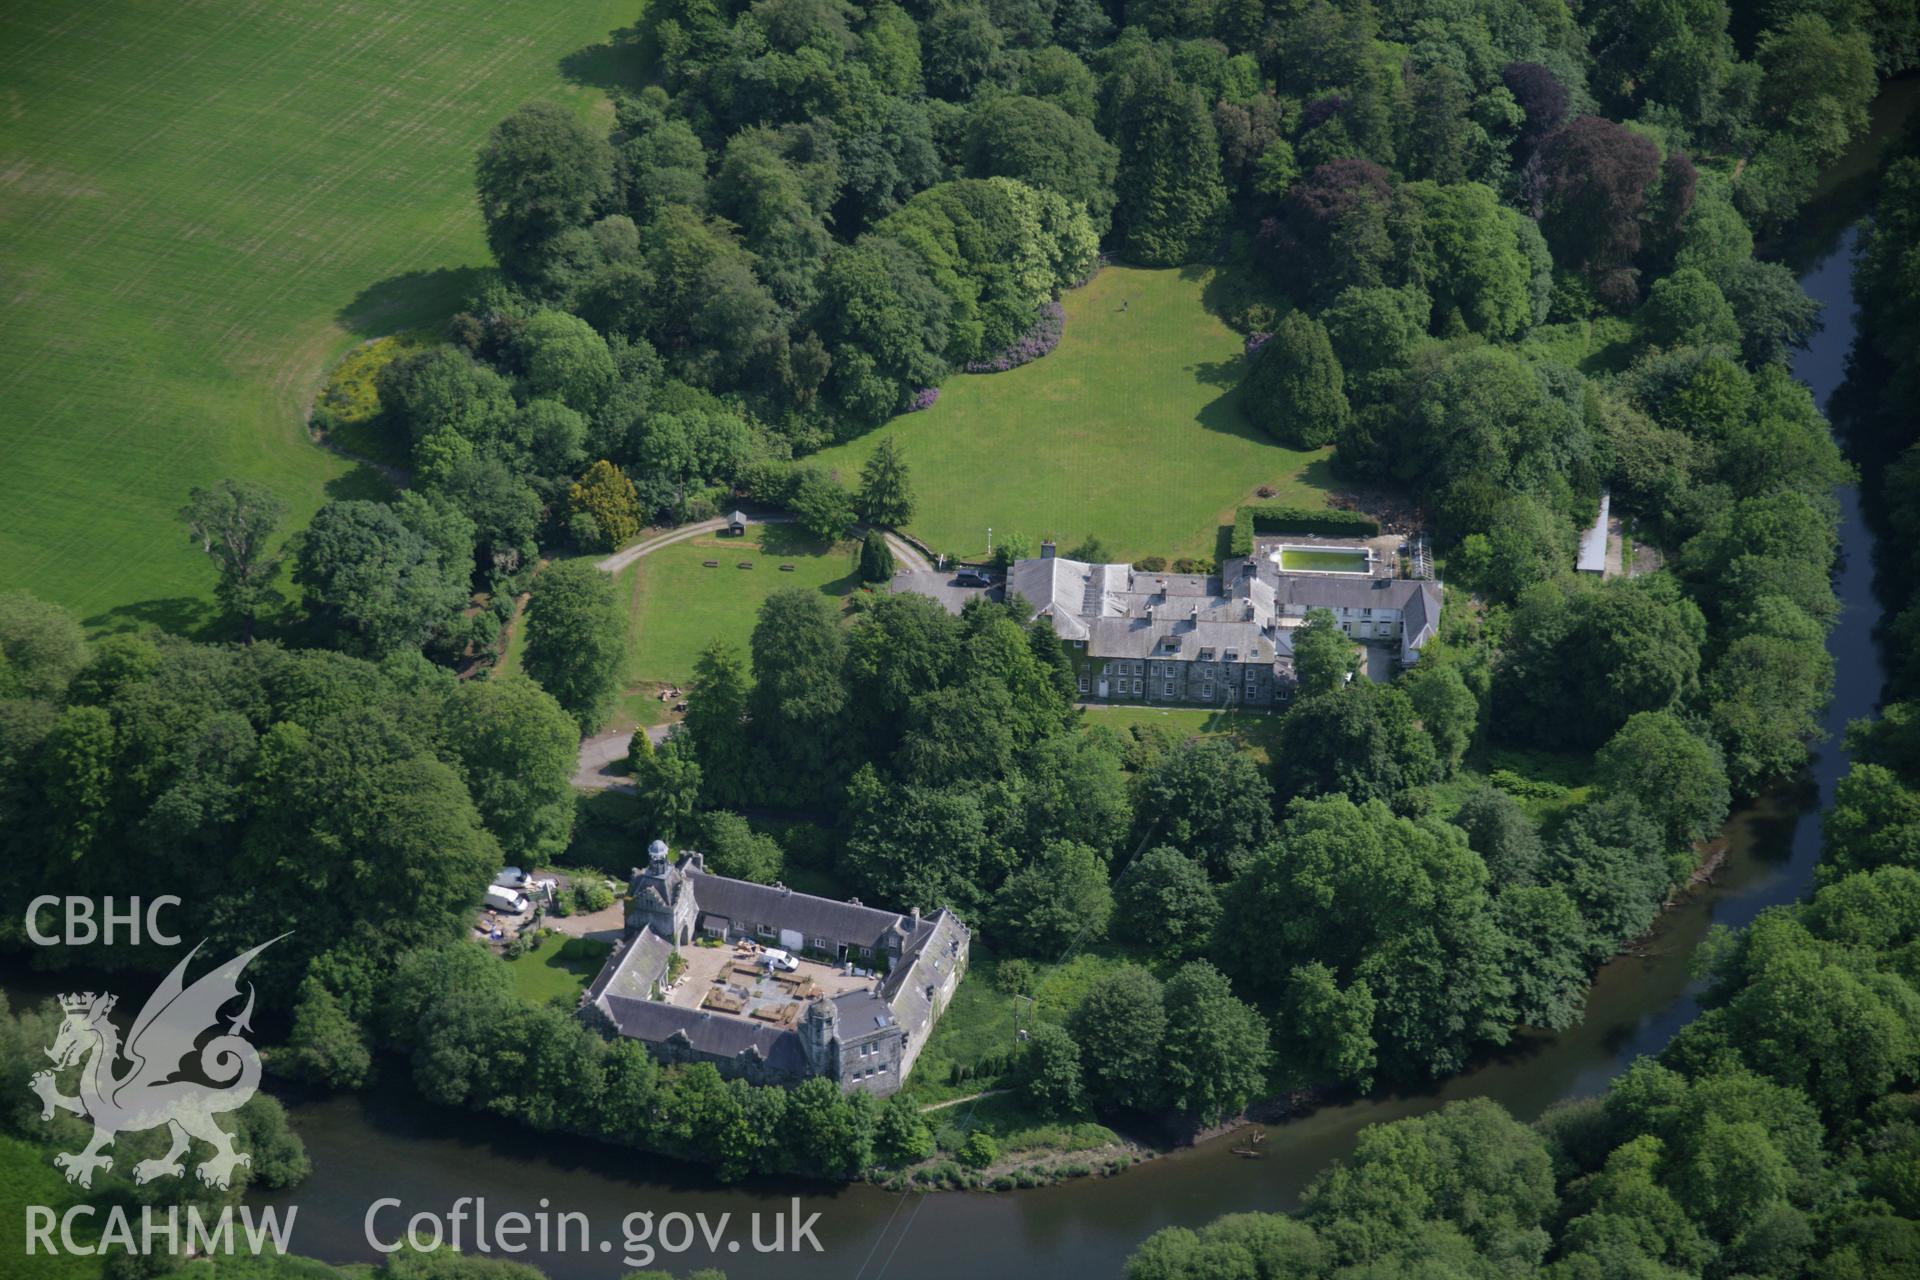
left=1227, top=505, right=1380, bottom=557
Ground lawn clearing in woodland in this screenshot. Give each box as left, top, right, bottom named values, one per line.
left=0, top=0, right=634, bottom=627
left=1079, top=703, right=1285, bottom=763
left=809, top=266, right=1334, bottom=564
left=502, top=935, right=615, bottom=1007
left=617, top=525, right=862, bottom=690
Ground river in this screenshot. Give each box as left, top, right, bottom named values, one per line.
left=11, top=85, right=1914, bottom=1280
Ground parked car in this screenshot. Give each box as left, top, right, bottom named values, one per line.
left=955, top=569, right=993, bottom=587
left=762, top=948, right=800, bottom=972
left=485, top=886, right=529, bottom=914
left=493, top=867, right=528, bottom=889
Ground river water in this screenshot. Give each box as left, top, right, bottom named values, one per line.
left=11, top=85, right=1914, bottom=1280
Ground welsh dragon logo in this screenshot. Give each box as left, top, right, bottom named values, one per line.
left=31, top=937, right=282, bottom=1190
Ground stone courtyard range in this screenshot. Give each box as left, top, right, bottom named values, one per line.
left=896, top=537, right=1442, bottom=708
left=582, top=841, right=969, bottom=1096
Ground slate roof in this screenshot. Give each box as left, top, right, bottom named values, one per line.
left=584, top=927, right=673, bottom=1009
left=1400, top=582, right=1442, bottom=661
left=881, top=909, right=968, bottom=1040
left=1262, top=572, right=1432, bottom=610
left=1004, top=557, right=1132, bottom=641
left=1086, top=616, right=1281, bottom=662
left=600, top=995, right=808, bottom=1073
left=686, top=868, right=931, bottom=951
left=832, top=989, right=897, bottom=1043
left=903, top=551, right=1443, bottom=677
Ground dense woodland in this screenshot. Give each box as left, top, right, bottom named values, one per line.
left=1, top=0, right=1914, bottom=1215
left=284, top=0, right=1899, bottom=676
left=1119, top=114, right=1920, bottom=1280
left=1119, top=665, right=1920, bottom=1278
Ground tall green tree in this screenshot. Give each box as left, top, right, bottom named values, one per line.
left=1113, top=846, right=1219, bottom=956
left=293, top=498, right=473, bottom=657
left=1159, top=960, right=1271, bottom=1123
left=789, top=468, right=857, bottom=542
left=990, top=838, right=1114, bottom=954
left=1017, top=1022, right=1087, bottom=1119
left=1108, top=54, right=1227, bottom=266
left=747, top=588, right=849, bottom=802
left=0, top=591, right=88, bottom=701
left=1290, top=607, right=1357, bottom=697
left=1070, top=964, right=1167, bottom=1112
left=1596, top=711, right=1731, bottom=849
left=858, top=528, right=896, bottom=582
left=439, top=675, right=579, bottom=861
left=475, top=101, right=615, bottom=283
left=855, top=435, right=916, bottom=527
left=521, top=560, right=624, bottom=732
left=1272, top=682, right=1439, bottom=804
left=179, top=479, right=287, bottom=640
left=1132, top=737, right=1275, bottom=878
left=1244, top=313, right=1349, bottom=448
left=1219, top=796, right=1514, bottom=1082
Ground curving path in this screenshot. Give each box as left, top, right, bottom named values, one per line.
left=594, top=513, right=931, bottom=576
left=574, top=513, right=930, bottom=790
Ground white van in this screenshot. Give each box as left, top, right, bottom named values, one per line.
left=762, top=948, right=800, bottom=972
left=485, top=886, right=529, bottom=914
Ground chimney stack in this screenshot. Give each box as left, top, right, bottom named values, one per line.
left=1040, top=539, right=1056, bottom=559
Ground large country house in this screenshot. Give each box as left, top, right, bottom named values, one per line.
left=896, top=538, right=1442, bottom=708
left=582, top=841, right=968, bottom=1097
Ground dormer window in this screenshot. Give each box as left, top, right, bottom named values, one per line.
left=1198, top=647, right=1215, bottom=661
left=1224, top=648, right=1239, bottom=662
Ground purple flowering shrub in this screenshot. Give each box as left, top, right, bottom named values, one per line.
left=1244, top=331, right=1272, bottom=358
left=965, top=301, right=1065, bottom=373
left=908, top=387, right=940, bottom=411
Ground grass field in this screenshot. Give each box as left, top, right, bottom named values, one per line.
left=502, top=934, right=614, bottom=1007
left=1079, top=703, right=1286, bottom=763
left=0, top=0, right=636, bottom=628
left=618, top=526, right=861, bottom=692
left=810, top=267, right=1333, bottom=564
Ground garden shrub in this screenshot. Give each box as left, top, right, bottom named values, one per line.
left=959, top=1131, right=1000, bottom=1168
left=1227, top=505, right=1381, bottom=556
left=965, top=302, right=1065, bottom=372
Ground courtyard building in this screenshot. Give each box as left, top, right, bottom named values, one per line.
left=895, top=536, right=1442, bottom=708
left=582, top=841, right=968, bottom=1096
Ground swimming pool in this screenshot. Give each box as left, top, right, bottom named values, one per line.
left=1277, top=545, right=1371, bottom=573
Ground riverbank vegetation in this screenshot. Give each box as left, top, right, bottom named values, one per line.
left=1125, top=696, right=1920, bottom=1278
left=2, top=0, right=1910, bottom=1216
left=1122, top=96, right=1920, bottom=1280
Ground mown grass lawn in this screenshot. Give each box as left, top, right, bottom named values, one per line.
left=1079, top=703, right=1286, bottom=763
left=908, top=946, right=1143, bottom=1105
left=809, top=266, right=1334, bottom=564
left=618, top=525, right=863, bottom=688
left=502, top=934, right=614, bottom=1007
left=0, top=0, right=634, bottom=628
